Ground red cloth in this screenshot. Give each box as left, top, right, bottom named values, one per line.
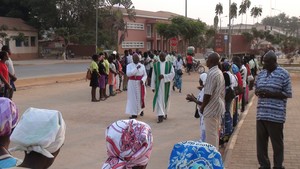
left=236, top=72, right=243, bottom=100
left=129, top=76, right=145, bottom=108
left=0, top=62, right=9, bottom=82
left=186, top=55, right=193, bottom=64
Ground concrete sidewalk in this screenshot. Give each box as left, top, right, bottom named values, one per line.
left=224, top=74, right=300, bottom=169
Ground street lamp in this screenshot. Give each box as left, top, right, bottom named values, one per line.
left=271, top=7, right=282, bottom=15
left=219, top=15, right=228, bottom=32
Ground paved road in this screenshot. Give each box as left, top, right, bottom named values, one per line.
left=14, top=61, right=89, bottom=79
left=11, top=72, right=202, bottom=169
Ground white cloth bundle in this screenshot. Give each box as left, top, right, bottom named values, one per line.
left=10, top=107, right=66, bottom=158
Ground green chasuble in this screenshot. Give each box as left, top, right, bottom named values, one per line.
left=153, top=61, right=172, bottom=111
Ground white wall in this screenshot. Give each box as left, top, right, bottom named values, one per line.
left=0, top=30, right=38, bottom=54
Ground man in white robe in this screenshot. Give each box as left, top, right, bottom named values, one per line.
left=151, top=52, right=175, bottom=123
left=125, top=53, right=147, bottom=119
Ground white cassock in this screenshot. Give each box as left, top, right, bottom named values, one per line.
left=125, top=63, right=147, bottom=116
left=151, top=61, right=175, bottom=116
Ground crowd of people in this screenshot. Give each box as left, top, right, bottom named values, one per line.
left=0, top=45, right=292, bottom=168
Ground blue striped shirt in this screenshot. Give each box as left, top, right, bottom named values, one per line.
left=255, top=67, right=292, bottom=123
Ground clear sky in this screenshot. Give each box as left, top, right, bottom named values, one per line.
left=131, top=0, right=300, bottom=26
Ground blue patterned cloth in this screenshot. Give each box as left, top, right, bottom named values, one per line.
left=168, top=141, right=224, bottom=169
left=0, top=157, right=18, bottom=168
left=255, top=67, right=292, bottom=123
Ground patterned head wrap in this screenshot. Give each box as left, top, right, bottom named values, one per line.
left=10, top=107, right=66, bottom=158
left=0, top=97, right=18, bottom=136
left=222, top=61, right=231, bottom=71
left=102, top=119, right=153, bottom=169
left=231, top=64, right=239, bottom=74
left=168, top=141, right=223, bottom=169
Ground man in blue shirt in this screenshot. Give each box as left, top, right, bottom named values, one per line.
left=255, top=51, right=292, bottom=169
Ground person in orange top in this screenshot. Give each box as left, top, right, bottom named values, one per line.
left=0, top=51, right=12, bottom=98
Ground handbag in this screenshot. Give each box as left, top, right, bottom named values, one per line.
left=177, top=69, right=183, bottom=76
left=225, top=87, right=236, bottom=101
left=86, top=68, right=92, bottom=80
left=194, top=105, right=200, bottom=118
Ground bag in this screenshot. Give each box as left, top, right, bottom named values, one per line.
left=234, top=86, right=244, bottom=95
left=247, top=74, right=254, bottom=82
left=225, top=87, right=236, bottom=101
left=194, top=105, right=200, bottom=118
left=86, top=68, right=92, bottom=80
left=177, top=69, right=183, bottom=76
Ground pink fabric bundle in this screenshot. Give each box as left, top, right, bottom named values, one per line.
left=0, top=97, right=18, bottom=136
left=102, top=119, right=153, bottom=169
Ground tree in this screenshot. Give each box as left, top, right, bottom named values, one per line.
left=0, top=24, right=8, bottom=45
left=215, top=3, right=223, bottom=31
left=239, top=0, right=251, bottom=31
left=250, top=6, right=262, bottom=24
left=214, top=16, right=219, bottom=30
left=229, top=2, right=238, bottom=25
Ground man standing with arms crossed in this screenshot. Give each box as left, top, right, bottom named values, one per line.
left=255, top=51, right=292, bottom=169
left=200, top=52, right=225, bottom=149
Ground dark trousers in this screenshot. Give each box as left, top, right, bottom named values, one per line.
left=257, top=120, right=284, bottom=169
left=241, top=87, right=246, bottom=112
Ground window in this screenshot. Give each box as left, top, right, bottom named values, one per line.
left=147, top=42, right=151, bottom=51
left=24, top=36, right=29, bottom=47
left=31, top=36, right=36, bottom=46
left=122, top=41, right=144, bottom=49
left=147, top=24, right=152, bottom=37
left=126, top=22, right=144, bottom=30
left=156, top=32, right=161, bottom=38
left=15, top=38, right=22, bottom=47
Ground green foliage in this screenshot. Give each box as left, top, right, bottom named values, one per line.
left=230, top=3, right=238, bottom=20
left=215, top=3, right=223, bottom=16
left=242, top=32, right=253, bottom=42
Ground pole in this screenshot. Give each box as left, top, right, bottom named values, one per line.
left=185, top=0, right=187, bottom=17
left=95, top=0, right=98, bottom=53
left=228, top=0, right=232, bottom=59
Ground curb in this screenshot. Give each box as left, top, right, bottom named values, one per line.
left=15, top=72, right=86, bottom=90
left=223, top=93, right=255, bottom=167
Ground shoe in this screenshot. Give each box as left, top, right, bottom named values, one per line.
left=172, top=85, right=175, bottom=91
left=164, top=115, right=167, bottom=120
left=140, top=111, right=144, bottom=116
left=129, top=115, right=137, bottom=119
left=157, top=116, right=163, bottom=123
left=91, top=99, right=100, bottom=102
left=100, top=97, right=106, bottom=101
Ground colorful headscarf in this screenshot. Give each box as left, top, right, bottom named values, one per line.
left=222, top=62, right=231, bottom=71
left=0, top=97, right=18, bottom=136
left=168, top=141, right=224, bottom=169
left=102, top=119, right=153, bottom=169
left=10, top=107, right=66, bottom=158
left=231, top=64, right=239, bottom=75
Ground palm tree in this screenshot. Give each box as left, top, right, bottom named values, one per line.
left=230, top=3, right=238, bottom=26
left=214, top=15, right=219, bottom=30
left=215, top=3, right=223, bottom=31
left=250, top=6, right=262, bottom=24
left=239, top=0, right=251, bottom=32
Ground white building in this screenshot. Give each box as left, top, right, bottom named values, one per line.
left=0, top=17, right=38, bottom=60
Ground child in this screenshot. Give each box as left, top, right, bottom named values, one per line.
left=186, top=73, right=207, bottom=141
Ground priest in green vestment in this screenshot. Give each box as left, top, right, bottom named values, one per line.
left=151, top=52, right=175, bottom=123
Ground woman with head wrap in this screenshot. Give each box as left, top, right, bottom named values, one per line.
left=186, top=73, right=207, bottom=141
left=102, top=119, right=153, bottom=169
left=173, top=55, right=184, bottom=93
left=9, top=107, right=66, bottom=169
left=0, top=98, right=19, bottom=168
left=220, top=62, right=236, bottom=145
left=168, top=140, right=223, bottom=169
left=231, top=64, right=243, bottom=128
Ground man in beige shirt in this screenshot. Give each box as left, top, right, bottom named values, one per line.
left=200, top=52, right=225, bottom=149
